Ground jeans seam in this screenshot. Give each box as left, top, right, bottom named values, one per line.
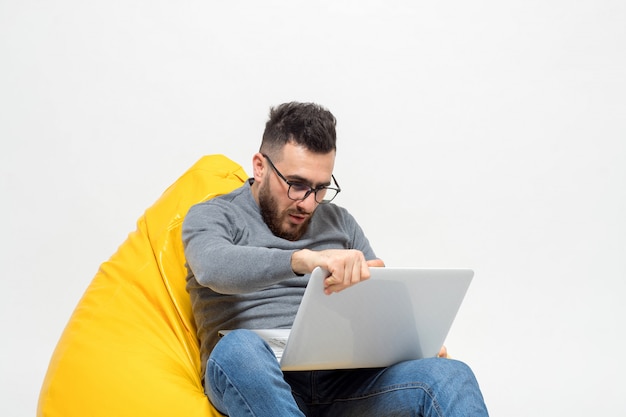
left=318, top=382, right=444, bottom=417
left=209, top=359, right=259, bottom=417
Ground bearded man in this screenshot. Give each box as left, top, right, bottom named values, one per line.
left=182, top=102, right=489, bottom=417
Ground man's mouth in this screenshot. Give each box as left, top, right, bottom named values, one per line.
left=287, top=211, right=309, bottom=225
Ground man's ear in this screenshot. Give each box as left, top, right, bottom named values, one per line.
left=252, top=153, right=265, bottom=182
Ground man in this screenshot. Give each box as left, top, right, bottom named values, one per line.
left=183, top=102, right=489, bottom=416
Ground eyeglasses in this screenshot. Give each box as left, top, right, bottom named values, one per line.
left=262, top=154, right=341, bottom=204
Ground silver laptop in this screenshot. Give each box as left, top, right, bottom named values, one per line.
left=221, top=266, right=473, bottom=371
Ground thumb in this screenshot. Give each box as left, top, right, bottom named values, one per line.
left=367, top=259, right=385, bottom=268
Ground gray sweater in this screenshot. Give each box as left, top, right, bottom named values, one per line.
left=182, top=180, right=376, bottom=372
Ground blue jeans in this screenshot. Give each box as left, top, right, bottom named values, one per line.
left=206, top=329, right=489, bottom=417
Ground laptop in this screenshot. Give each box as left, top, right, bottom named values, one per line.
left=220, top=266, right=473, bottom=371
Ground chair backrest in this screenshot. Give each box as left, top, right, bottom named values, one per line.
left=37, top=155, right=247, bottom=417
left=144, top=154, right=248, bottom=368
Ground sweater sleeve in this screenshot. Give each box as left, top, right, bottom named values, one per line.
left=182, top=200, right=298, bottom=295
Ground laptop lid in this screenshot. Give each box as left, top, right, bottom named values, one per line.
left=279, top=266, right=473, bottom=371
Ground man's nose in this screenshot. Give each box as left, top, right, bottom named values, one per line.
left=296, top=191, right=318, bottom=211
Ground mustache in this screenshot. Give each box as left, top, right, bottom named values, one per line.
left=288, top=207, right=312, bottom=216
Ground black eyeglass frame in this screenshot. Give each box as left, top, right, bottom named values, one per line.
left=262, top=154, right=341, bottom=204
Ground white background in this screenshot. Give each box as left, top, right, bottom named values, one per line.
left=1, top=1, right=625, bottom=416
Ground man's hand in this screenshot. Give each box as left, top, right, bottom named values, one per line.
left=291, top=249, right=385, bottom=294
left=323, top=256, right=385, bottom=294
left=437, top=346, right=449, bottom=358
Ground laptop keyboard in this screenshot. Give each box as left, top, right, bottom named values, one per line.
left=268, top=337, right=287, bottom=360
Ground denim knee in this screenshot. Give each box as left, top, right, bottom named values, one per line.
left=418, top=357, right=482, bottom=392
left=440, top=358, right=477, bottom=381
left=206, top=330, right=305, bottom=417
left=209, top=329, right=275, bottom=371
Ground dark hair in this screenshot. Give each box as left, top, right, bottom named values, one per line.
left=260, top=102, right=337, bottom=158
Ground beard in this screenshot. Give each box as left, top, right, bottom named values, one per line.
left=258, top=178, right=312, bottom=241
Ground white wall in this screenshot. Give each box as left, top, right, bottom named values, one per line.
left=1, top=1, right=625, bottom=416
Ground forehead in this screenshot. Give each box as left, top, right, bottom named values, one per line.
left=276, top=143, right=335, bottom=185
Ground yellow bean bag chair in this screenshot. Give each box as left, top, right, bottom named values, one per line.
left=38, top=155, right=247, bottom=417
